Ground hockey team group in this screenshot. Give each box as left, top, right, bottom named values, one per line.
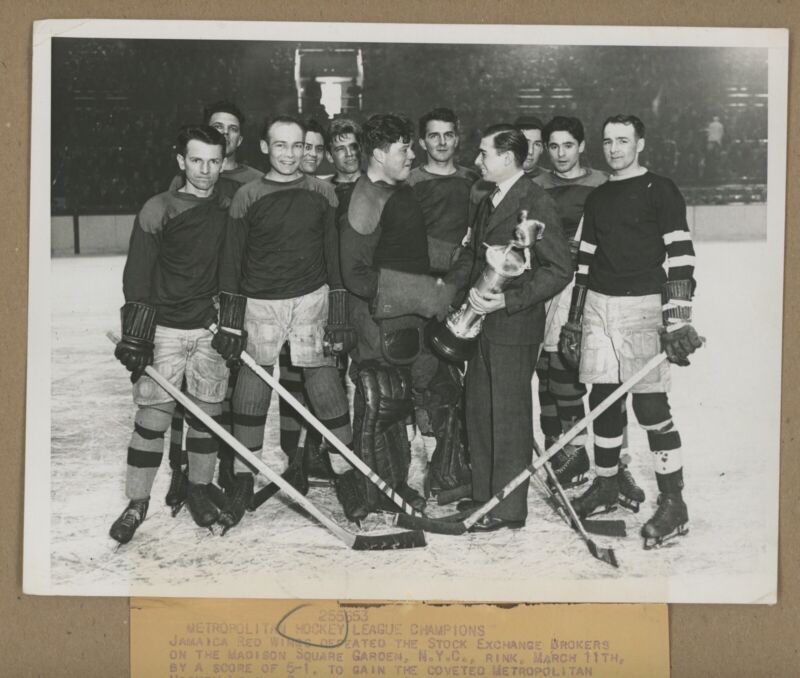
left=109, top=100, right=704, bottom=555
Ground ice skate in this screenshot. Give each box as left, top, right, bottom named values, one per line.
left=334, top=470, right=369, bottom=524
left=165, top=467, right=188, bottom=517
left=617, top=455, right=645, bottom=513
left=186, top=483, right=221, bottom=528
left=109, top=498, right=149, bottom=545
left=218, top=473, right=254, bottom=535
left=552, top=444, right=590, bottom=489
left=572, top=475, right=619, bottom=519
left=642, top=493, right=689, bottom=549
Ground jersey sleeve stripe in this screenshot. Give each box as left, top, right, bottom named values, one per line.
left=579, top=241, right=597, bottom=254
left=663, top=230, right=693, bottom=245
left=578, top=264, right=589, bottom=276
left=667, top=255, right=696, bottom=269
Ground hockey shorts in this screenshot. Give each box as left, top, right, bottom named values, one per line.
left=133, top=326, right=229, bottom=406
left=579, top=291, right=670, bottom=393
left=244, top=285, right=336, bottom=368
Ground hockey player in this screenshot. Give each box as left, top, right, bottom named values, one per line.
left=406, top=107, right=477, bottom=499
left=514, top=115, right=545, bottom=180
left=275, top=117, right=333, bottom=480
left=110, top=125, right=231, bottom=544
left=408, top=107, right=480, bottom=275
left=327, top=117, right=363, bottom=198
left=446, top=123, right=572, bottom=532
left=533, top=116, right=609, bottom=490
left=214, top=115, right=353, bottom=530
left=337, top=113, right=458, bottom=520
left=300, top=118, right=328, bottom=176
left=168, top=101, right=262, bottom=198
left=559, top=114, right=703, bottom=548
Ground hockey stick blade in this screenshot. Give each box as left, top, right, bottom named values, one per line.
left=352, top=530, right=428, bottom=550
left=581, top=518, right=627, bottom=538
left=395, top=512, right=467, bottom=535
left=107, top=332, right=426, bottom=550
left=588, top=540, right=619, bottom=568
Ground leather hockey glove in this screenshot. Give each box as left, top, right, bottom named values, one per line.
left=558, top=284, right=587, bottom=369
left=324, top=288, right=357, bottom=356
left=211, top=292, right=248, bottom=362
left=660, top=279, right=703, bottom=366
left=115, top=301, right=156, bottom=383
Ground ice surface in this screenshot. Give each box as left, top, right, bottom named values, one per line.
left=41, top=243, right=780, bottom=602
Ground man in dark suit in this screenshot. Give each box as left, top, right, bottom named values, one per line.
left=447, top=124, right=572, bottom=531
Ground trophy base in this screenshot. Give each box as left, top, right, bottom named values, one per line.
left=427, top=321, right=478, bottom=363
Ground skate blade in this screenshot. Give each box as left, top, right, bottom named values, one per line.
left=643, top=523, right=689, bottom=550
left=581, top=504, right=619, bottom=519
left=169, top=502, right=185, bottom=518
left=618, top=497, right=641, bottom=513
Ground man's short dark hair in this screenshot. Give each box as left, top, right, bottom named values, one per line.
left=482, top=123, right=528, bottom=167
left=543, top=116, right=585, bottom=145
left=418, top=107, right=460, bottom=138
left=327, top=118, right=363, bottom=152
left=261, top=114, right=306, bottom=142
left=513, top=115, right=544, bottom=132
left=176, top=125, right=225, bottom=157
left=203, top=100, right=245, bottom=128
left=304, top=118, right=329, bottom=147
left=602, top=114, right=646, bottom=140
left=363, top=113, right=414, bottom=159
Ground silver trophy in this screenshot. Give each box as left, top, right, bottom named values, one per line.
left=430, top=210, right=545, bottom=362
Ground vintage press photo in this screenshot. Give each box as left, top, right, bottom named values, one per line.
left=25, top=20, right=787, bottom=602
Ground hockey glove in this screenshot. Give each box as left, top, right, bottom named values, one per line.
left=661, top=279, right=702, bottom=366
left=211, top=292, right=248, bottom=362
left=558, top=284, right=587, bottom=369
left=324, top=288, right=357, bottom=356
left=372, top=269, right=457, bottom=321
left=115, top=302, right=156, bottom=383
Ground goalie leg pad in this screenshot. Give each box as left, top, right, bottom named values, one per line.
left=352, top=363, right=414, bottom=511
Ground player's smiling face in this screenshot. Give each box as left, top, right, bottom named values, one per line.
left=208, top=112, right=242, bottom=159
left=301, top=131, right=326, bottom=174
left=379, top=138, right=415, bottom=183
left=262, top=122, right=304, bottom=177
left=521, top=128, right=543, bottom=171
left=421, top=120, right=458, bottom=163
left=176, top=139, right=223, bottom=196
left=603, top=122, right=645, bottom=175
left=329, top=133, right=361, bottom=174
left=548, top=130, right=585, bottom=176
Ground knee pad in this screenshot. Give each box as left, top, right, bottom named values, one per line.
left=232, top=364, right=272, bottom=416
left=134, top=402, right=175, bottom=436
left=303, top=365, right=349, bottom=420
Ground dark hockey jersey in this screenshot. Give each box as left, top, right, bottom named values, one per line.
left=576, top=171, right=696, bottom=297
left=407, top=165, right=479, bottom=244
left=533, top=168, right=608, bottom=240
left=219, top=174, right=339, bottom=299
left=123, top=189, right=229, bottom=329
left=168, top=163, right=263, bottom=201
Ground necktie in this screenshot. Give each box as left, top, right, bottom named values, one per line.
left=488, top=187, right=500, bottom=211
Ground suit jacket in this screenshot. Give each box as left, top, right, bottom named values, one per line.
left=447, top=174, right=572, bottom=346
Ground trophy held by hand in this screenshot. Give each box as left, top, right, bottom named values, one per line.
left=429, top=210, right=545, bottom=362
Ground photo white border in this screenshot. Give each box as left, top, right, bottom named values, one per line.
left=25, top=19, right=789, bottom=601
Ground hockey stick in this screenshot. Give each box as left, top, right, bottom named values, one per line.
left=530, top=438, right=620, bottom=567
left=208, top=325, right=425, bottom=518
left=396, top=351, right=668, bottom=539
left=107, top=333, right=426, bottom=550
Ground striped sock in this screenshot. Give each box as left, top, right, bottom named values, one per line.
left=231, top=364, right=272, bottom=475
left=185, top=398, right=223, bottom=485
left=125, top=402, right=175, bottom=500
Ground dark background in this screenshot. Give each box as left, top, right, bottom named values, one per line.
left=50, top=39, right=767, bottom=215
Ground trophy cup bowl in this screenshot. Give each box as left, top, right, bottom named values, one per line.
left=429, top=244, right=528, bottom=362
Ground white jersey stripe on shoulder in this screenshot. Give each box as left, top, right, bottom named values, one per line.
left=668, top=255, right=696, bottom=268
left=663, top=230, right=693, bottom=245
left=579, top=241, right=597, bottom=254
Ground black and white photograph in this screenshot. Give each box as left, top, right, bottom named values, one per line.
left=25, top=19, right=787, bottom=602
